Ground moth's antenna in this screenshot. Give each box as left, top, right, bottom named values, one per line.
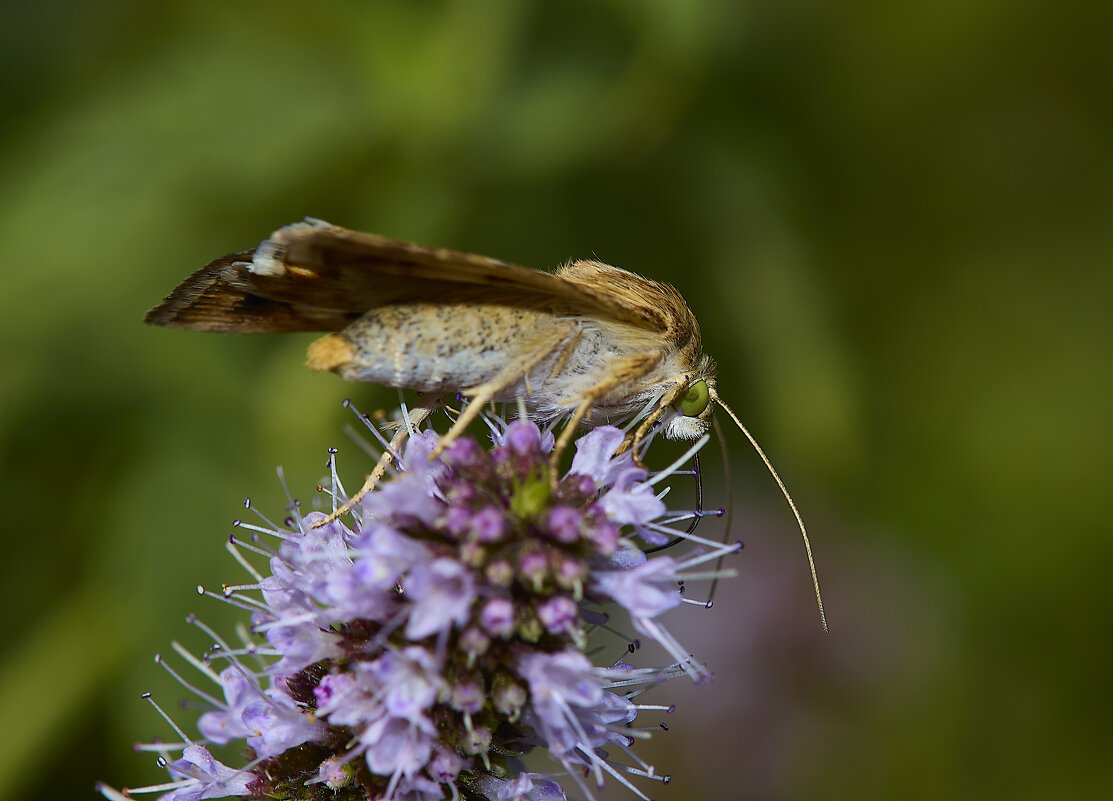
left=711, top=390, right=828, bottom=633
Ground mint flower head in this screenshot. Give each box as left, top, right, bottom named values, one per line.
left=98, top=410, right=739, bottom=801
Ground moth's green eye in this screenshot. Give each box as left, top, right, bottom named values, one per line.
left=678, top=380, right=710, bottom=417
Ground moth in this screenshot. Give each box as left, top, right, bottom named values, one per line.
left=146, top=219, right=824, bottom=628
left=146, top=219, right=718, bottom=456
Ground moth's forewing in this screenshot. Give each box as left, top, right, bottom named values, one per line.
left=278, top=224, right=653, bottom=324
left=145, top=221, right=669, bottom=335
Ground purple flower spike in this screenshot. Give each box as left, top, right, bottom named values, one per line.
left=241, top=688, right=327, bottom=758
left=441, top=436, right=483, bottom=468
left=594, top=555, right=684, bottom=618
left=162, top=744, right=252, bottom=801
left=480, top=597, right=516, bottom=637
left=569, top=425, right=646, bottom=489
left=405, top=558, right=477, bottom=639
left=196, top=666, right=254, bottom=744
left=101, top=406, right=736, bottom=801
left=470, top=506, right=507, bottom=542
left=537, top=595, right=579, bottom=635
left=545, top=505, right=582, bottom=543
left=503, top=419, right=545, bottom=455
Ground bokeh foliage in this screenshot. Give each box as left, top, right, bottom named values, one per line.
left=1, top=1, right=1110, bottom=799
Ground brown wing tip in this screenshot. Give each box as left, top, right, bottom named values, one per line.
left=142, top=249, right=258, bottom=329
left=143, top=306, right=166, bottom=326
left=144, top=301, right=185, bottom=327
left=143, top=295, right=197, bottom=328
left=142, top=285, right=231, bottom=330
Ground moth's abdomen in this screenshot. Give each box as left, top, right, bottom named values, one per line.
left=307, top=303, right=569, bottom=393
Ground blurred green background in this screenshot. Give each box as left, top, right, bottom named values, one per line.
left=2, top=1, right=1110, bottom=799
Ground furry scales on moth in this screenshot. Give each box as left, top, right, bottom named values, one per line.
left=146, top=219, right=826, bottom=629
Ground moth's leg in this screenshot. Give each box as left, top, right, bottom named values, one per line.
left=546, top=325, right=583, bottom=380
left=429, top=324, right=580, bottom=459
left=314, top=406, right=432, bottom=527
left=623, top=377, right=690, bottom=464
left=550, top=351, right=663, bottom=484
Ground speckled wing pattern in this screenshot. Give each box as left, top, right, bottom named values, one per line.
left=144, top=220, right=676, bottom=336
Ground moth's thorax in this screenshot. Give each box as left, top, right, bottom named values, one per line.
left=557, top=259, right=703, bottom=355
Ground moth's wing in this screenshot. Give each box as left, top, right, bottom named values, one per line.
left=252, top=220, right=669, bottom=328
left=143, top=250, right=361, bottom=333
left=145, top=220, right=666, bottom=333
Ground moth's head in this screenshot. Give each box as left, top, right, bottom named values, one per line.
left=663, top=358, right=717, bottom=440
